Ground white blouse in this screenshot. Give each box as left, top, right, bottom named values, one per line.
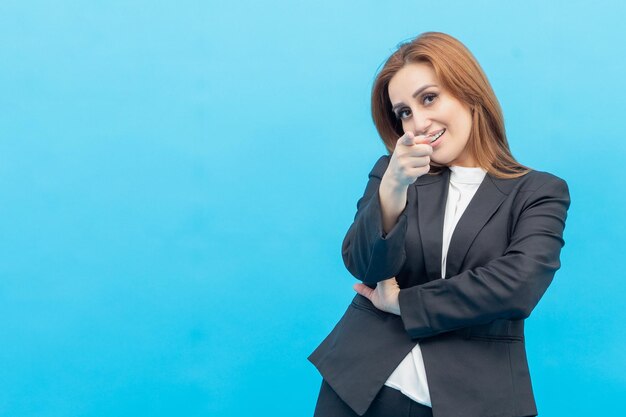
left=384, top=165, right=487, bottom=407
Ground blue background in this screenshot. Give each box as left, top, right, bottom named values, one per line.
left=1, top=1, right=625, bottom=416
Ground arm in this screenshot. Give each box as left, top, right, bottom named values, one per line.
left=341, top=156, right=410, bottom=284
left=398, top=175, right=571, bottom=339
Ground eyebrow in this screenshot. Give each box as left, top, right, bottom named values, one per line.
left=391, top=84, right=438, bottom=113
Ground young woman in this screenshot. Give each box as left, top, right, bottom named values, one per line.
left=308, top=32, right=570, bottom=417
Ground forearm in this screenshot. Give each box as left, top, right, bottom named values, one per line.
left=341, top=156, right=409, bottom=283
left=398, top=253, right=558, bottom=339
left=379, top=175, right=409, bottom=236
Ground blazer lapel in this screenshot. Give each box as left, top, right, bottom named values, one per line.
left=415, top=168, right=450, bottom=281
left=444, top=173, right=508, bottom=278
left=414, top=169, right=516, bottom=281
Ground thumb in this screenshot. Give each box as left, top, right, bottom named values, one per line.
left=413, top=134, right=431, bottom=145
left=353, top=283, right=374, bottom=300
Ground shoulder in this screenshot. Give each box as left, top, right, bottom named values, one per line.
left=491, top=168, right=569, bottom=197
left=520, top=170, right=569, bottom=197
left=496, top=169, right=571, bottom=214
left=368, top=155, right=391, bottom=178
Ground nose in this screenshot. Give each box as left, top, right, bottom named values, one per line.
left=410, top=110, right=431, bottom=136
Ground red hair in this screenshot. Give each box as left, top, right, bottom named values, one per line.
left=371, top=32, right=530, bottom=178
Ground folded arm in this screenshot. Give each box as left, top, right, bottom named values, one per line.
left=398, top=176, right=571, bottom=339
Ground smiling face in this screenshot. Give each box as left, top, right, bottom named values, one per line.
left=388, top=62, right=476, bottom=167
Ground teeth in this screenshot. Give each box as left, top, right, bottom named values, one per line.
left=429, top=129, right=445, bottom=143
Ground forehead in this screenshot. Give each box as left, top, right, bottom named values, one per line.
left=388, top=62, right=438, bottom=102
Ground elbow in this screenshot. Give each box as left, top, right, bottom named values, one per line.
left=343, top=257, right=390, bottom=284
left=342, top=248, right=402, bottom=284
left=506, top=287, right=544, bottom=320
left=341, top=239, right=367, bottom=281
left=503, top=264, right=557, bottom=320
left=340, top=225, right=407, bottom=284
left=341, top=236, right=381, bottom=284
left=508, top=304, right=532, bottom=320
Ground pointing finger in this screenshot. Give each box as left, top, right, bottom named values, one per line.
left=398, top=132, right=415, bottom=147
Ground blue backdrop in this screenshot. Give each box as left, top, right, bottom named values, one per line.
left=1, top=1, right=624, bottom=416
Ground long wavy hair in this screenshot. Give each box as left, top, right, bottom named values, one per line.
left=371, top=32, right=530, bottom=178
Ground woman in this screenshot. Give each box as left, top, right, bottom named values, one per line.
left=308, top=32, right=570, bottom=417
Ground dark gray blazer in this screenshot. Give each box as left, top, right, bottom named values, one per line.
left=308, top=155, right=570, bottom=417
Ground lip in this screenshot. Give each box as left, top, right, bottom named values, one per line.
left=426, top=128, right=445, bottom=138
left=428, top=128, right=446, bottom=147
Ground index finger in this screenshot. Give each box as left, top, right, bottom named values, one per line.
left=397, top=132, right=415, bottom=147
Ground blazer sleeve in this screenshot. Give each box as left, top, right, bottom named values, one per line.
left=398, top=175, right=571, bottom=339
left=341, top=155, right=410, bottom=284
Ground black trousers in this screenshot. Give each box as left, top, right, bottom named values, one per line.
left=313, top=379, right=433, bottom=417
left=313, top=379, right=538, bottom=417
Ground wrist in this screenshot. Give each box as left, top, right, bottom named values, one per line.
left=388, top=298, right=401, bottom=316
left=380, top=174, right=408, bottom=195
left=387, top=285, right=402, bottom=316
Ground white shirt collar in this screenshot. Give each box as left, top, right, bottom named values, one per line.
left=449, top=165, right=487, bottom=185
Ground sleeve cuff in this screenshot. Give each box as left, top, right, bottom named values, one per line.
left=398, top=285, right=433, bottom=339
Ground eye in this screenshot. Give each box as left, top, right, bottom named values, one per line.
left=395, top=108, right=411, bottom=120
left=423, top=93, right=437, bottom=105
left=393, top=93, right=438, bottom=120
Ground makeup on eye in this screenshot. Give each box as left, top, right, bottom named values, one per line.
left=423, top=93, right=437, bottom=105
left=393, top=92, right=438, bottom=120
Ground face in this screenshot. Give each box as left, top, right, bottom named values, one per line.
left=388, top=62, right=476, bottom=167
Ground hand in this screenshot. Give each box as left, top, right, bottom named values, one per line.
left=353, top=277, right=401, bottom=316
left=382, top=132, right=433, bottom=188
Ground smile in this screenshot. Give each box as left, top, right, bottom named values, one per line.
left=428, top=129, right=446, bottom=143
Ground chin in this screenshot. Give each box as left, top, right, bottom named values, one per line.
left=430, top=156, right=452, bottom=166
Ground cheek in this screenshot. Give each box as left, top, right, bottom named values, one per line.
left=450, top=106, right=472, bottom=138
